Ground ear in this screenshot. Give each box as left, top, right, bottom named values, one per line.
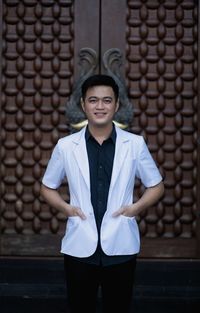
left=115, top=99, right=120, bottom=112
left=80, top=98, right=85, bottom=112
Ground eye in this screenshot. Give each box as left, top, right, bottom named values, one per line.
left=103, top=97, right=112, bottom=104
left=88, top=97, right=98, bottom=104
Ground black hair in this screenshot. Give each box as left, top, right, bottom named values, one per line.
left=81, top=74, right=119, bottom=101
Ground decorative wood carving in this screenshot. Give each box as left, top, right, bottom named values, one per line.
left=126, top=0, right=198, bottom=241
left=66, top=47, right=134, bottom=130
left=1, top=0, right=74, bottom=238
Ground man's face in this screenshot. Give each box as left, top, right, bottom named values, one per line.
left=81, top=85, right=119, bottom=128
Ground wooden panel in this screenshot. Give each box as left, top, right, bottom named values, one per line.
left=1, top=0, right=74, bottom=255
left=0, top=0, right=199, bottom=258
left=197, top=1, right=200, bottom=257
left=101, top=0, right=126, bottom=77
left=126, top=0, right=199, bottom=257
left=74, top=0, right=100, bottom=79
left=140, top=238, right=197, bottom=258
left=0, top=234, right=62, bottom=256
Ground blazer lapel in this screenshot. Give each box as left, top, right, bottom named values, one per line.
left=72, top=127, right=90, bottom=190
left=109, top=127, right=130, bottom=194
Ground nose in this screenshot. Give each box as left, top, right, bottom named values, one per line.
left=96, top=99, right=104, bottom=109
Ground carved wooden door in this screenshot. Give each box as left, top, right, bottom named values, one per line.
left=1, top=0, right=199, bottom=258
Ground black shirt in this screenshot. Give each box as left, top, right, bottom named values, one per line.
left=69, top=125, right=135, bottom=266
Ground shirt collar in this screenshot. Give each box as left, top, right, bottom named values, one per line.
left=85, top=123, right=116, bottom=143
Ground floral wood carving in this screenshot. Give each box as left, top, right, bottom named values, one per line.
left=65, top=48, right=133, bottom=131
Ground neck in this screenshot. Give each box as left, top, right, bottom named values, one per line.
left=88, top=123, right=113, bottom=144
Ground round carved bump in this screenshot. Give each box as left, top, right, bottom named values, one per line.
left=34, top=39, right=43, bottom=54
left=34, top=92, right=42, bottom=107
left=52, top=56, right=60, bottom=72
left=157, top=149, right=164, bottom=164
left=139, top=95, right=148, bottom=110
left=15, top=128, right=24, bottom=143
left=33, top=217, right=42, bottom=233
left=139, top=41, right=148, bottom=57
left=34, top=20, right=43, bottom=36
left=139, top=77, right=148, bottom=92
left=139, top=220, right=147, bottom=236
left=15, top=200, right=23, bottom=214
left=175, top=113, right=183, bottom=128
left=157, top=113, right=165, bottom=128
left=157, top=5, right=166, bottom=21
left=157, top=77, right=165, bottom=93
left=15, top=181, right=24, bottom=196
left=15, top=146, right=24, bottom=161
left=174, top=131, right=183, bottom=146
left=51, top=111, right=59, bottom=126
left=53, top=3, right=61, bottom=18
left=15, top=217, right=24, bottom=233
left=52, top=39, right=61, bottom=54
left=156, top=220, right=165, bottom=236
left=157, top=41, right=166, bottom=57
left=140, top=59, right=148, bottom=75
left=33, top=163, right=42, bottom=178
left=34, top=57, right=43, bottom=72
left=34, top=111, right=42, bottom=126
left=51, top=217, right=59, bottom=233
left=17, top=20, right=25, bottom=36
left=33, top=147, right=42, bottom=162
left=139, top=112, right=148, bottom=128
left=16, top=74, right=25, bottom=90
left=52, top=21, right=61, bottom=36
left=139, top=23, right=148, bottom=39
left=16, top=92, right=24, bottom=108
left=140, top=5, right=148, bottom=21
left=51, top=93, right=60, bottom=108
left=33, top=181, right=41, bottom=197
left=157, top=59, right=166, bottom=75
left=33, top=128, right=42, bottom=144
left=34, top=3, right=43, bottom=18
left=33, top=200, right=41, bottom=214
left=51, top=129, right=59, bottom=144
left=15, top=164, right=24, bottom=179
left=16, top=2, right=25, bottom=18
left=16, top=56, right=25, bottom=71
left=51, top=75, right=60, bottom=90
left=34, top=75, right=43, bottom=90
left=175, top=42, right=184, bottom=58
left=16, top=38, right=25, bottom=55
left=175, top=59, right=184, bottom=76
left=157, top=23, right=166, bottom=39
left=16, top=110, right=24, bottom=126
left=175, top=77, right=183, bottom=93
left=175, top=24, right=184, bottom=39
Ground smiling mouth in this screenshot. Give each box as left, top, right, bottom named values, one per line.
left=94, top=112, right=106, bottom=116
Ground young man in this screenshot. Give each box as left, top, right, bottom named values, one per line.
left=40, top=74, right=164, bottom=313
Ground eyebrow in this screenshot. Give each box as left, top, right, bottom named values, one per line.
left=87, top=96, right=113, bottom=100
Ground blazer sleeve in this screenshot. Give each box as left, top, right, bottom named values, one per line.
left=42, top=142, right=66, bottom=189
left=136, top=137, right=163, bottom=188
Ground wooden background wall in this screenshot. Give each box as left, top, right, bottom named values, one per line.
left=0, top=0, right=199, bottom=258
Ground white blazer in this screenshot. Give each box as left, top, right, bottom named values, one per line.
left=42, top=126, right=162, bottom=257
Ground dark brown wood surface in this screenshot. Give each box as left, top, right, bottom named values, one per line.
left=0, top=0, right=199, bottom=258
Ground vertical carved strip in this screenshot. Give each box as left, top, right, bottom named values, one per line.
left=126, top=0, right=198, bottom=240
left=1, top=0, right=74, bottom=238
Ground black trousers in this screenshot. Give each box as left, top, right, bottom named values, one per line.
left=64, top=255, right=137, bottom=313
